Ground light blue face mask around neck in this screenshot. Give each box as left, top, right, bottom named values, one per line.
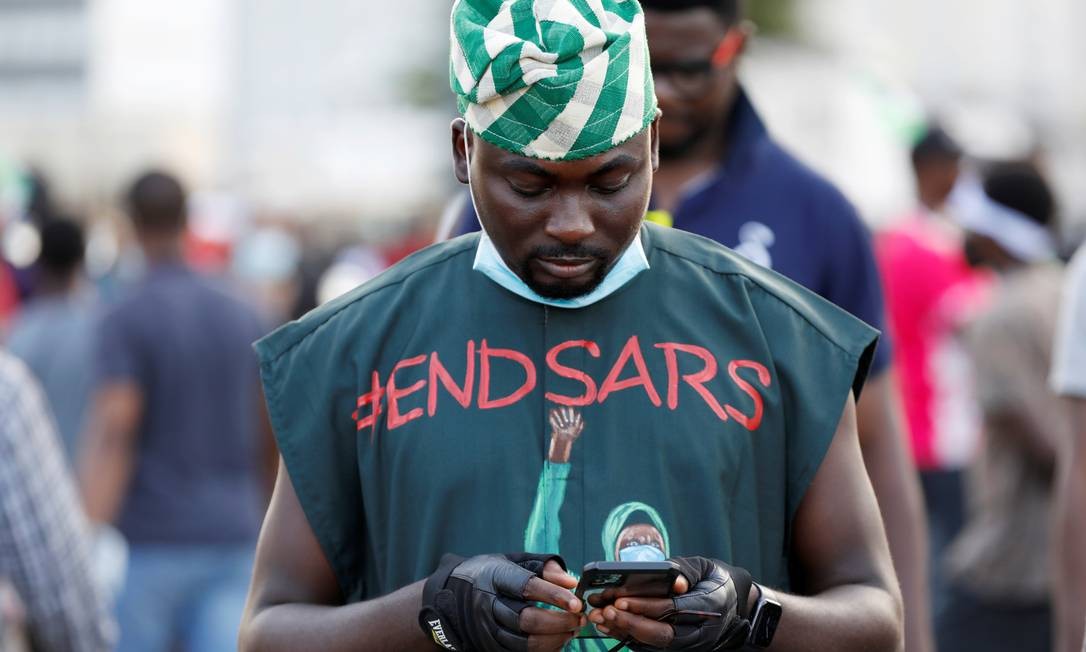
left=462, top=121, right=650, bottom=310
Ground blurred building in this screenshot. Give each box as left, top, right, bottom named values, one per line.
left=0, top=0, right=453, bottom=222
left=0, top=0, right=1084, bottom=235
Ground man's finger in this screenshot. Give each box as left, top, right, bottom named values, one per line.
left=613, top=596, right=674, bottom=619
left=673, top=575, right=689, bottom=594
left=599, top=605, right=674, bottom=649
left=523, top=576, right=582, bottom=613
left=518, top=606, right=585, bottom=635
left=541, top=559, right=578, bottom=590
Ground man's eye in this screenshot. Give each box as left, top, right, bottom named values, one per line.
left=507, top=181, right=547, bottom=197
left=592, top=181, right=630, bottom=195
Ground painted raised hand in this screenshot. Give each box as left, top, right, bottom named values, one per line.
left=548, top=407, right=585, bottom=464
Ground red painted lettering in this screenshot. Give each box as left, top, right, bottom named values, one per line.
left=478, top=340, right=538, bottom=410
left=655, top=343, right=729, bottom=421
left=545, top=340, right=602, bottom=406
left=598, top=335, right=662, bottom=407
left=428, top=341, right=476, bottom=417
left=725, top=360, right=772, bottom=431
left=386, top=355, right=427, bottom=430
left=353, top=370, right=386, bottom=437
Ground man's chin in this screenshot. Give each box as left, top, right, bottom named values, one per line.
left=522, top=257, right=611, bottom=300
left=527, top=278, right=601, bottom=300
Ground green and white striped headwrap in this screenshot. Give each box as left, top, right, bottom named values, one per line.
left=450, top=0, right=657, bottom=161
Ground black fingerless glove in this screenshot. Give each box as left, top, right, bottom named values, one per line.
left=418, top=553, right=566, bottom=651
left=631, top=556, right=753, bottom=652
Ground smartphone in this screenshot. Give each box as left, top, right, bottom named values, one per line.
left=575, top=561, right=680, bottom=639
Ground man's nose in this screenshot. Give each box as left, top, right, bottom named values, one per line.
left=544, top=193, right=595, bottom=244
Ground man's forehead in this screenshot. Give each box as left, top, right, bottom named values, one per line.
left=478, top=131, right=648, bottom=176
left=645, top=8, right=729, bottom=51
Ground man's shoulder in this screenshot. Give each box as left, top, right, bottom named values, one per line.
left=647, top=223, right=874, bottom=345
left=255, top=234, right=480, bottom=363
left=752, top=137, right=859, bottom=222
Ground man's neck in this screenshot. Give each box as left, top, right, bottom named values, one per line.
left=139, top=235, right=185, bottom=267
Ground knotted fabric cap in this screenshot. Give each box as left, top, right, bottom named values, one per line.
left=450, top=0, right=657, bottom=161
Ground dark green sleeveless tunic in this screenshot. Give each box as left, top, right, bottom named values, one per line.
left=255, top=223, right=877, bottom=628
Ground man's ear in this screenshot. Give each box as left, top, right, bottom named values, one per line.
left=452, top=118, right=471, bottom=185
left=649, top=114, right=661, bottom=172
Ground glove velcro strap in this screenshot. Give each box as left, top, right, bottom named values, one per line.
left=424, top=554, right=467, bottom=606
left=419, top=554, right=467, bottom=650
left=728, top=566, right=753, bottom=620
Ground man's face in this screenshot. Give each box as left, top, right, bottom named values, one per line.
left=916, top=157, right=962, bottom=210
left=645, top=9, right=744, bottom=159
left=452, top=120, right=659, bottom=299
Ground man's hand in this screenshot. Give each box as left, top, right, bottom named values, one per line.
left=548, top=407, right=585, bottom=464
left=419, top=553, right=585, bottom=651
left=586, top=557, right=752, bottom=651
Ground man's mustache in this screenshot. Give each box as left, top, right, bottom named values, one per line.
left=530, top=244, right=608, bottom=260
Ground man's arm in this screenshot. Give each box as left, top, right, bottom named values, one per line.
left=1054, top=397, right=1086, bottom=652
left=256, top=383, right=279, bottom=500
left=855, top=370, right=932, bottom=652
left=781, top=389, right=904, bottom=651
left=593, top=393, right=903, bottom=651
left=239, top=461, right=585, bottom=652
left=78, top=382, right=142, bottom=524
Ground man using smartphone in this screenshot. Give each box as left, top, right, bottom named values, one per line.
left=239, top=1, right=902, bottom=650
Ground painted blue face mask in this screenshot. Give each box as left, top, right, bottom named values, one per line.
left=462, top=122, right=650, bottom=310
left=618, top=544, right=667, bottom=563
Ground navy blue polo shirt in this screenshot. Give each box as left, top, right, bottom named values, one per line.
left=95, top=262, right=268, bottom=544
left=449, top=87, right=892, bottom=375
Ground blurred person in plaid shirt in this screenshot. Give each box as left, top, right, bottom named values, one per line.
left=0, top=350, right=114, bottom=651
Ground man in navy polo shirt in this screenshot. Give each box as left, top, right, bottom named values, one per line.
left=440, top=2, right=932, bottom=650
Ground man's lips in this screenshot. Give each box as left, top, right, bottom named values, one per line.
left=534, top=257, right=598, bottom=279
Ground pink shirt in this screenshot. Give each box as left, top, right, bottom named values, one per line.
left=877, top=213, right=989, bottom=470
left=0, top=262, right=19, bottom=327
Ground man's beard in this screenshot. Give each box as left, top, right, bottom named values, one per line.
left=520, top=243, right=612, bottom=300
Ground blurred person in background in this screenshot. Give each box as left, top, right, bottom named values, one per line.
left=439, top=6, right=932, bottom=649
left=936, top=161, right=1067, bottom=651
left=78, top=170, right=273, bottom=652
left=0, top=222, right=19, bottom=330
left=231, top=225, right=303, bottom=325
left=1051, top=239, right=1086, bottom=652
left=876, top=125, right=988, bottom=619
left=6, top=218, right=96, bottom=461
left=0, top=349, right=115, bottom=651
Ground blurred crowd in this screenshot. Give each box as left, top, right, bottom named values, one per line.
left=2, top=2, right=1086, bottom=652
